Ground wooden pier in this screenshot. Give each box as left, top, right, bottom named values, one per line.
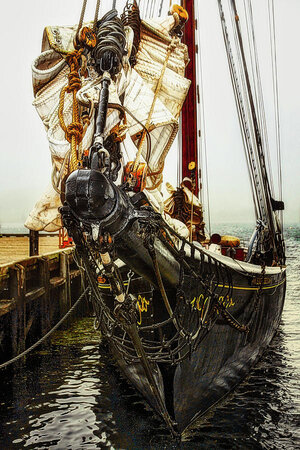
left=0, top=243, right=88, bottom=363
left=0, top=234, right=60, bottom=265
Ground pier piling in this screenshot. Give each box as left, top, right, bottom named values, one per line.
left=29, top=230, right=39, bottom=256
left=0, top=247, right=87, bottom=364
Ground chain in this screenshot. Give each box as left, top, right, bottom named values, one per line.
left=158, top=218, right=250, bottom=334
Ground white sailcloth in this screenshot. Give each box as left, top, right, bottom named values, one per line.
left=26, top=12, right=190, bottom=235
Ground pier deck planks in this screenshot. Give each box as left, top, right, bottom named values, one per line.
left=0, top=236, right=60, bottom=265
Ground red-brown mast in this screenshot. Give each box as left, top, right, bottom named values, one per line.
left=181, top=0, right=199, bottom=195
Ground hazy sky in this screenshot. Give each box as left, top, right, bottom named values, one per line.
left=0, top=0, right=299, bottom=229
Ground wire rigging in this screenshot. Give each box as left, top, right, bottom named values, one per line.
left=229, top=0, right=270, bottom=217
left=218, top=0, right=263, bottom=221
left=268, top=0, right=282, bottom=210
left=245, top=0, right=275, bottom=197
left=230, top=0, right=278, bottom=246
left=218, top=0, right=284, bottom=261
left=194, top=1, right=211, bottom=236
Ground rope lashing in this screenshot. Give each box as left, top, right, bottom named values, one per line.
left=58, top=48, right=86, bottom=173
left=0, top=287, right=90, bottom=371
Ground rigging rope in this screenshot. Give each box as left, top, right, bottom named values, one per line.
left=195, top=1, right=211, bottom=236
left=58, top=0, right=103, bottom=176
left=0, top=287, right=90, bottom=370
left=218, top=0, right=262, bottom=220
left=245, top=0, right=275, bottom=197
left=58, top=48, right=86, bottom=173
left=228, top=0, right=267, bottom=212
left=93, top=0, right=101, bottom=31
left=77, top=0, right=88, bottom=34
left=158, top=0, right=164, bottom=17
left=222, top=0, right=279, bottom=254
left=268, top=0, right=283, bottom=215
left=223, top=0, right=282, bottom=259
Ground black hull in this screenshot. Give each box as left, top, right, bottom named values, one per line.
left=62, top=175, right=286, bottom=435
left=173, top=273, right=286, bottom=431
left=97, top=253, right=286, bottom=434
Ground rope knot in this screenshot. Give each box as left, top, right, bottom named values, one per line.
left=59, top=46, right=86, bottom=172
left=66, top=122, right=84, bottom=143
left=67, top=70, right=82, bottom=92
left=66, top=48, right=83, bottom=67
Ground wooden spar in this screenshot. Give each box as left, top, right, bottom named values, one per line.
left=181, top=0, right=199, bottom=195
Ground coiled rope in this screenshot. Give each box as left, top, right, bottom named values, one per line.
left=0, top=287, right=90, bottom=370
left=92, top=10, right=126, bottom=75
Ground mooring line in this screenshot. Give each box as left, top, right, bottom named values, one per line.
left=0, top=287, right=90, bottom=370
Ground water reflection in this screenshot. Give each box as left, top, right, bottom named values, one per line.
left=0, top=226, right=299, bottom=448
left=183, top=329, right=300, bottom=449
left=1, top=321, right=298, bottom=449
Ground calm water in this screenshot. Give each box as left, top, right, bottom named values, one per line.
left=0, top=225, right=299, bottom=449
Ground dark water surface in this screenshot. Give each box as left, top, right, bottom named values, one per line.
left=0, top=225, right=299, bottom=449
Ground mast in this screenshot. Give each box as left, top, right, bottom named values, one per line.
left=181, top=0, right=199, bottom=195
left=230, top=1, right=276, bottom=238
left=218, top=0, right=284, bottom=261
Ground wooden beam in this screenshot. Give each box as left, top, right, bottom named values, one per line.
left=39, top=257, right=51, bottom=335
left=9, top=264, right=26, bottom=356
left=0, top=299, right=17, bottom=317
left=59, top=252, right=71, bottom=328
left=25, top=287, right=46, bottom=303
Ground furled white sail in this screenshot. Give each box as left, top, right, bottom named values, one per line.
left=25, top=11, right=190, bottom=233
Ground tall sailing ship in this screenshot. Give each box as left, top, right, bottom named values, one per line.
left=26, top=0, right=286, bottom=436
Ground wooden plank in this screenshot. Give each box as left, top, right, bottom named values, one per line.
left=25, top=287, right=46, bottom=303
left=0, top=237, right=68, bottom=267
left=25, top=314, right=35, bottom=338
left=0, top=246, right=85, bottom=360
left=40, top=257, right=51, bottom=335
left=0, top=249, right=73, bottom=296
left=0, top=265, right=9, bottom=281
left=50, top=276, right=66, bottom=288
left=59, top=252, right=71, bottom=328
left=0, top=233, right=58, bottom=237
left=48, top=260, right=60, bottom=272
left=70, top=269, right=81, bottom=280
left=0, top=299, right=16, bottom=317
